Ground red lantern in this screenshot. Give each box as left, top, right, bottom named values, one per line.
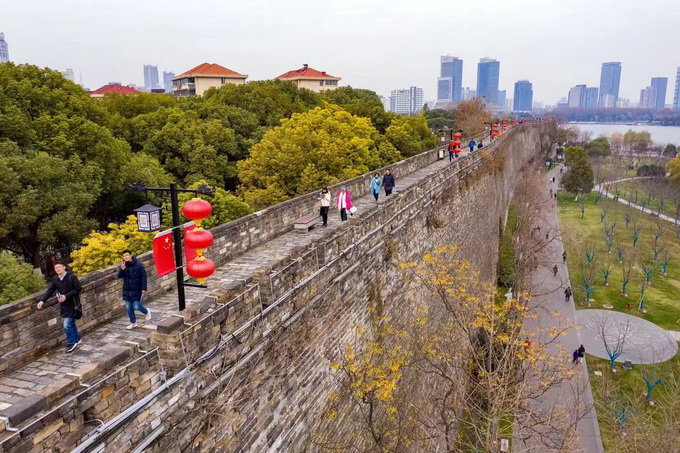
left=186, top=257, right=215, bottom=285
left=452, top=140, right=462, bottom=147
left=454, top=132, right=462, bottom=140
left=184, top=227, right=214, bottom=257
left=183, top=198, right=212, bottom=227
left=511, top=118, right=516, bottom=125
left=454, top=147, right=461, bottom=154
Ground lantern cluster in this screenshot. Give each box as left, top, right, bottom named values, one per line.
left=511, top=117, right=516, bottom=125
left=453, top=131, right=463, bottom=155
left=491, top=123, right=500, bottom=138
left=502, top=121, right=508, bottom=132
left=183, top=198, right=215, bottom=285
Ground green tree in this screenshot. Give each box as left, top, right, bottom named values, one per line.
left=0, top=253, right=46, bottom=305
left=237, top=106, right=401, bottom=209
left=624, top=130, right=652, bottom=153
left=663, top=144, right=677, bottom=157
left=585, top=136, right=611, bottom=157
left=666, top=156, right=680, bottom=185
left=320, top=86, right=393, bottom=133
left=384, top=115, right=437, bottom=157
left=423, top=108, right=456, bottom=130
left=451, top=98, right=492, bottom=136
left=563, top=147, right=595, bottom=198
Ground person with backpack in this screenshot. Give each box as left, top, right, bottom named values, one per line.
left=37, top=261, right=83, bottom=353
left=118, top=250, right=150, bottom=330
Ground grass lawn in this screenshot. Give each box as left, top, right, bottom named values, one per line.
left=558, top=191, right=680, bottom=331
left=587, top=350, right=680, bottom=451
left=605, top=180, right=680, bottom=219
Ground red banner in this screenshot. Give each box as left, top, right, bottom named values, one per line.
left=152, top=231, right=175, bottom=277
left=184, top=223, right=198, bottom=263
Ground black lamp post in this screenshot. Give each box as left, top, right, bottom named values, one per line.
left=131, top=181, right=215, bottom=311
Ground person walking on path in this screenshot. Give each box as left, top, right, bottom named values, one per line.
left=448, top=140, right=456, bottom=162
left=563, top=251, right=567, bottom=263
left=335, top=187, right=353, bottom=221
left=383, top=169, right=395, bottom=196
left=550, top=188, right=553, bottom=199
left=370, top=173, right=382, bottom=202
left=468, top=140, right=476, bottom=153
left=553, top=264, right=558, bottom=277
left=578, top=344, right=586, bottom=363
left=572, top=349, right=580, bottom=363
left=37, top=262, right=83, bottom=353
left=318, top=187, right=331, bottom=227
left=118, top=250, right=151, bottom=330
left=564, top=286, right=572, bottom=302
left=477, top=141, right=484, bottom=150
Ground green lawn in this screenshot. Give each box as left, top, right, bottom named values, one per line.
left=606, top=180, right=680, bottom=219
left=558, top=191, right=680, bottom=330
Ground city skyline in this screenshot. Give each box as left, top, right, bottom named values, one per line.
left=2, top=0, right=677, bottom=105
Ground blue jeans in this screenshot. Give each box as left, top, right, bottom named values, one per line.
left=63, top=318, right=80, bottom=345
left=125, top=300, right=148, bottom=323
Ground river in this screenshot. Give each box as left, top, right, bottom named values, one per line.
left=570, top=123, right=680, bottom=145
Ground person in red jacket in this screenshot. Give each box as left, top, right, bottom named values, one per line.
left=448, top=140, right=456, bottom=162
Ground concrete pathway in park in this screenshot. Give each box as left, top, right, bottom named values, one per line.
left=575, top=309, right=678, bottom=364
left=514, top=164, right=604, bottom=453
left=595, top=177, right=679, bottom=225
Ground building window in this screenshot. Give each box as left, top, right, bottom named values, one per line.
left=319, top=81, right=324, bottom=86
left=325, top=80, right=338, bottom=86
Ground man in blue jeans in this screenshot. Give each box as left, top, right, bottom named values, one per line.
left=118, top=250, right=151, bottom=329
left=37, top=262, right=83, bottom=353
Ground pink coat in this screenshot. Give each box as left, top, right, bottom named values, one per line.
left=335, top=190, right=353, bottom=210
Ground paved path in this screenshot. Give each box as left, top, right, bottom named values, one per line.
left=514, top=165, right=604, bottom=453
left=575, top=309, right=678, bottom=364
left=0, top=132, right=492, bottom=437
left=596, top=178, right=678, bottom=225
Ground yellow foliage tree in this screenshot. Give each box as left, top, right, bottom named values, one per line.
left=70, top=215, right=153, bottom=275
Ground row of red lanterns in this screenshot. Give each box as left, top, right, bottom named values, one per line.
left=183, top=198, right=216, bottom=285
left=453, top=131, right=462, bottom=155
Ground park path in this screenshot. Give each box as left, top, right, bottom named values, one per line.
left=513, top=165, right=604, bottom=453
left=595, top=177, right=678, bottom=225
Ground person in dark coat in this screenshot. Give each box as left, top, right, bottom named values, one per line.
left=37, top=262, right=83, bottom=353
left=577, top=344, right=586, bottom=363
left=572, top=349, right=579, bottom=363
left=117, top=250, right=150, bottom=329
left=564, top=286, right=572, bottom=302
left=383, top=169, right=395, bottom=196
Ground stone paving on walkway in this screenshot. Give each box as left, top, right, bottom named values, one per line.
left=575, top=309, right=678, bottom=364
left=0, top=131, right=492, bottom=437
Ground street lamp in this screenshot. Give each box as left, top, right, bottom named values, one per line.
left=131, top=181, right=216, bottom=311
left=133, top=204, right=162, bottom=232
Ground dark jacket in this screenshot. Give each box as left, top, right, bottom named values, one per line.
left=117, top=257, right=148, bottom=302
left=41, top=271, right=82, bottom=319
left=383, top=173, right=395, bottom=190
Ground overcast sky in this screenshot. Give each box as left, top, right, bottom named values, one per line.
left=2, top=0, right=677, bottom=105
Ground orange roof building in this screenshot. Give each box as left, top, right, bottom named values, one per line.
left=275, top=64, right=341, bottom=92
left=89, top=83, right=140, bottom=98
left=170, top=63, right=248, bottom=97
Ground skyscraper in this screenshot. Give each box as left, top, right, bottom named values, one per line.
left=61, top=68, right=75, bottom=82
left=598, top=62, right=621, bottom=108
left=389, top=87, right=424, bottom=115
left=0, top=33, right=9, bottom=63
left=476, top=58, right=500, bottom=105
left=143, top=65, right=161, bottom=91
left=163, top=71, right=175, bottom=93
left=513, top=80, right=533, bottom=111
left=650, top=77, right=668, bottom=109
left=437, top=56, right=463, bottom=106
left=639, top=86, right=658, bottom=109
left=585, top=87, right=599, bottom=109
left=568, top=85, right=587, bottom=108
left=674, top=68, right=680, bottom=110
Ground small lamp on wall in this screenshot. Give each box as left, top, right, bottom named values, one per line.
left=134, top=204, right=162, bottom=232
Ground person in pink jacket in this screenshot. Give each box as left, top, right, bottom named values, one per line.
left=335, top=187, right=353, bottom=221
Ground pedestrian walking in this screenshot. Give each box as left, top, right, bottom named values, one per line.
left=562, top=251, right=567, bottom=263
left=448, top=140, right=456, bottom=162
left=383, top=169, right=395, bottom=196
left=118, top=250, right=150, bottom=330
left=553, top=264, right=558, bottom=277
left=564, top=286, right=572, bottom=302
left=468, top=140, right=476, bottom=153
left=546, top=232, right=549, bottom=240
left=578, top=344, right=586, bottom=363
left=370, top=173, right=382, bottom=202
left=477, top=140, right=484, bottom=149
left=37, top=262, right=83, bottom=353
left=335, top=187, right=353, bottom=221
left=554, top=193, right=558, bottom=200
left=552, top=177, right=556, bottom=183
left=318, top=187, right=331, bottom=227
left=572, top=349, right=580, bottom=363
left=550, top=188, right=553, bottom=198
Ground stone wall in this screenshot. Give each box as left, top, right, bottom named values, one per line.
left=0, top=133, right=486, bottom=376
left=0, top=127, right=538, bottom=452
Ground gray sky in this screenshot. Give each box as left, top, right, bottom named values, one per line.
left=2, top=0, right=678, bottom=105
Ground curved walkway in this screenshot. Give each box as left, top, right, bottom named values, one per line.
left=575, top=309, right=678, bottom=364
left=595, top=177, right=678, bottom=225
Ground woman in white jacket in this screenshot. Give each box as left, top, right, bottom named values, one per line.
left=318, top=187, right=331, bottom=227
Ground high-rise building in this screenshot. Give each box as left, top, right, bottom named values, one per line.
left=598, top=62, right=621, bottom=108
left=389, top=87, right=424, bottom=115
left=61, top=68, right=75, bottom=82
left=585, top=87, right=599, bottom=109
left=476, top=58, right=500, bottom=105
left=568, top=85, right=587, bottom=108
left=497, top=90, right=507, bottom=109
left=616, top=98, right=630, bottom=108
left=674, top=68, right=680, bottom=110
left=378, top=95, right=390, bottom=111
left=163, top=71, right=175, bottom=93
left=650, top=77, right=668, bottom=109
left=437, top=56, right=463, bottom=106
left=143, top=64, right=161, bottom=91
left=462, top=87, right=476, bottom=100
left=0, top=32, right=9, bottom=63
left=513, top=80, right=533, bottom=111
left=639, top=86, right=658, bottom=109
